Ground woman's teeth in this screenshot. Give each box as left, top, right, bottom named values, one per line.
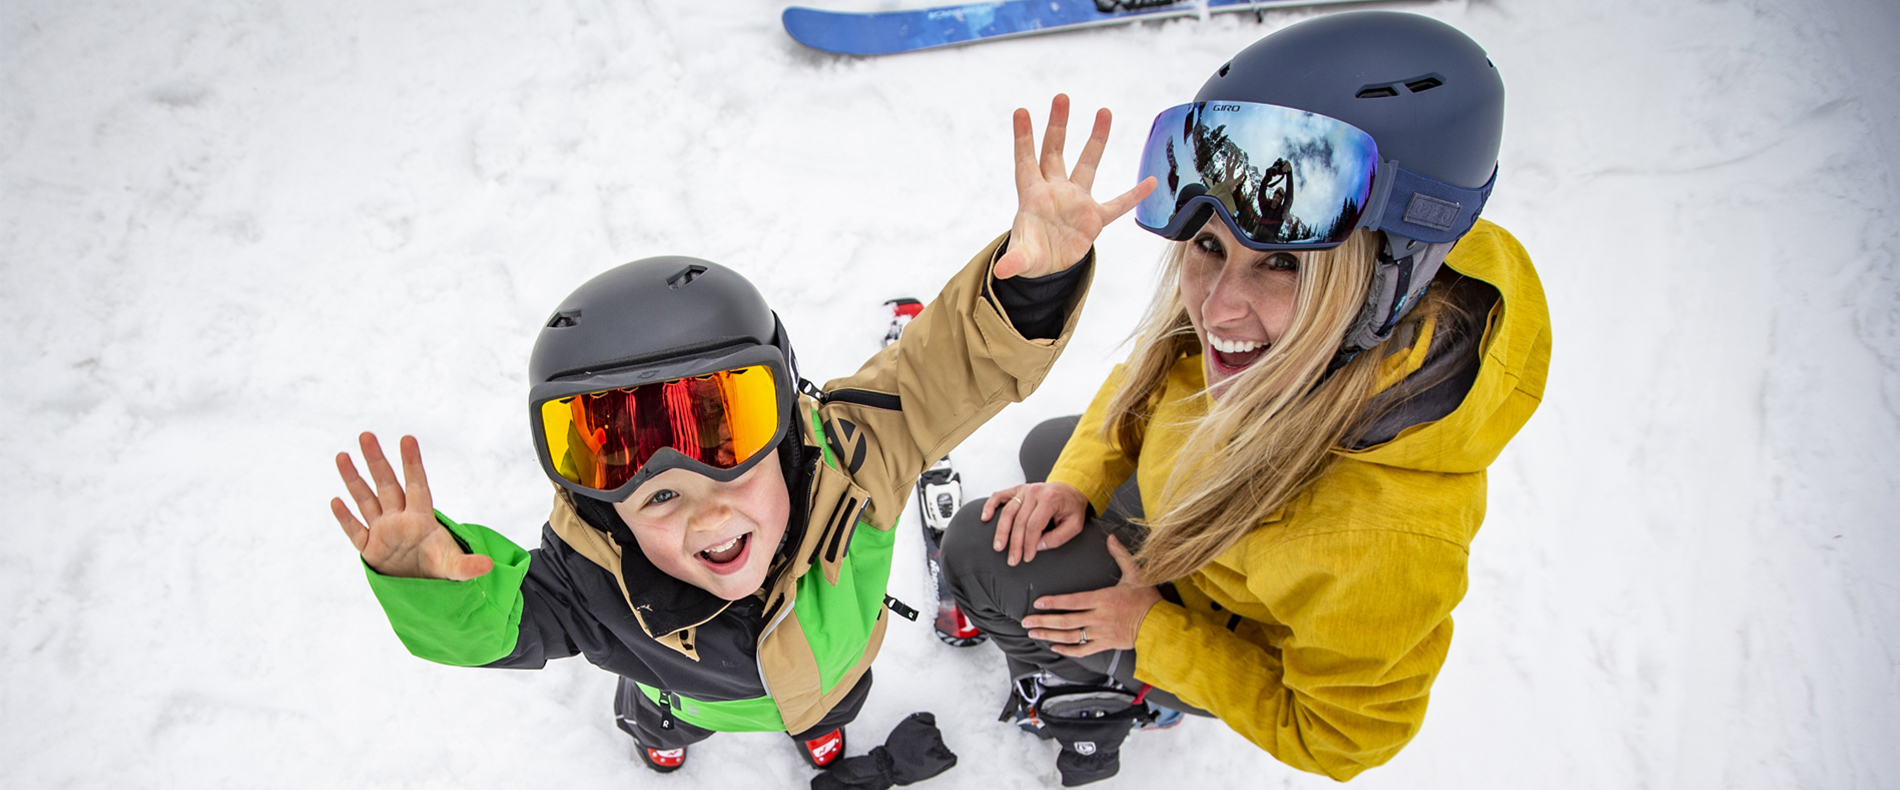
left=1210, top=336, right=1263, bottom=354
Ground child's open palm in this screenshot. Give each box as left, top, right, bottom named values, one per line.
left=992, top=93, right=1157, bottom=280
left=331, top=432, right=494, bottom=581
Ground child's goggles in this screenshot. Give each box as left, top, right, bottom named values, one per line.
left=528, top=345, right=793, bottom=502
left=1134, top=101, right=1493, bottom=250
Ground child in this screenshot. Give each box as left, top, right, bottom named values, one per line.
left=328, top=96, right=1155, bottom=775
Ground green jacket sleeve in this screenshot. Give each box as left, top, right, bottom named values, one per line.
left=363, top=512, right=532, bottom=667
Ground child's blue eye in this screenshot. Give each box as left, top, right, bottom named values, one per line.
left=647, top=490, right=679, bottom=506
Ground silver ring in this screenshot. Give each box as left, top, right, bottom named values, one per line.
left=1079, top=626, right=1088, bottom=644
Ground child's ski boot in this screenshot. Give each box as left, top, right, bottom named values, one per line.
left=917, top=456, right=985, bottom=647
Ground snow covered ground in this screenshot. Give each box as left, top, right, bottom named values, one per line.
left=3, top=0, right=1897, bottom=787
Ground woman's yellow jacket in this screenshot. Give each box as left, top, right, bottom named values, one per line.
left=1047, top=219, right=1550, bottom=780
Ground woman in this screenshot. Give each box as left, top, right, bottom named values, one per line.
left=938, top=11, right=1551, bottom=785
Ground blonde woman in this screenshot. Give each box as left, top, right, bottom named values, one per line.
left=939, top=12, right=1552, bottom=785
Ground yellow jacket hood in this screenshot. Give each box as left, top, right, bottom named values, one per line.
left=1348, top=219, right=1551, bottom=474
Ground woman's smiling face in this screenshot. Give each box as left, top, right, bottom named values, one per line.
left=1178, top=219, right=1304, bottom=397
left=612, top=448, right=791, bottom=601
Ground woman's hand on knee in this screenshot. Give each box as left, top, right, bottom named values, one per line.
left=1022, top=536, right=1160, bottom=656
left=982, top=481, right=1089, bottom=566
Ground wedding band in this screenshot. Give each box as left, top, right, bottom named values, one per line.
left=1010, top=496, right=1023, bottom=505
left=1079, top=626, right=1088, bottom=644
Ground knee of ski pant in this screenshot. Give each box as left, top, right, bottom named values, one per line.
left=1018, top=415, right=1081, bottom=485
left=940, top=501, right=1010, bottom=579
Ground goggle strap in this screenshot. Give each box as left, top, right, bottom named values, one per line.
left=1372, top=165, right=1497, bottom=244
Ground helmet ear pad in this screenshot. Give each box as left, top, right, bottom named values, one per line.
left=1339, top=233, right=1455, bottom=358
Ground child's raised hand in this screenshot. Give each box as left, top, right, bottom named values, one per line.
left=993, top=94, right=1157, bottom=280
left=330, top=432, right=494, bottom=581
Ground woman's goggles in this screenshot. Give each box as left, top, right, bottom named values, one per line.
left=1134, top=101, right=1492, bottom=249
left=530, top=352, right=790, bottom=501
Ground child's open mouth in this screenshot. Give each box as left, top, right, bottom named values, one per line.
left=697, top=533, right=752, bottom=573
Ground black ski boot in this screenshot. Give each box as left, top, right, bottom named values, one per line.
left=917, top=457, right=985, bottom=646
left=998, top=672, right=1151, bottom=786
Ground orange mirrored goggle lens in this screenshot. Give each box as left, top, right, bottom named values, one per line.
left=539, top=364, right=780, bottom=492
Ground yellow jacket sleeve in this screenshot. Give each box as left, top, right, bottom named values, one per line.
left=1133, top=528, right=1468, bottom=781
left=1045, top=363, right=1136, bottom=514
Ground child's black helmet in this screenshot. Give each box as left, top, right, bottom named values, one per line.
left=529, top=256, right=787, bottom=385
left=528, top=257, right=800, bottom=502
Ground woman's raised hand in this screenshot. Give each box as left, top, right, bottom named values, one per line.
left=330, top=432, right=494, bottom=581
left=992, top=94, right=1157, bottom=280
left=983, top=480, right=1092, bottom=566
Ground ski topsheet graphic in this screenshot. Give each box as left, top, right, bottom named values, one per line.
left=783, top=0, right=1375, bottom=56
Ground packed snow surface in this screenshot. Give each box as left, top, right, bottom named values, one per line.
left=3, top=0, right=1897, bottom=787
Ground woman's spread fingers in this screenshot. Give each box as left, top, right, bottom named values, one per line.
left=1105, top=534, right=1145, bottom=585
left=399, top=435, right=432, bottom=514
left=1051, top=640, right=1108, bottom=658
left=1022, top=611, right=1083, bottom=630
left=1039, top=516, right=1086, bottom=552
left=1027, top=626, right=1089, bottom=644
left=1010, top=502, right=1043, bottom=567
left=1033, top=589, right=1099, bottom=612
left=982, top=488, right=1011, bottom=524
left=1019, top=500, right=1051, bottom=562
left=1007, top=514, right=1028, bottom=566
left=991, top=505, right=1016, bottom=552
left=1071, top=107, right=1113, bottom=191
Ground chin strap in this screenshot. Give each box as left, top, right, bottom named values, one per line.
left=1328, top=234, right=1453, bottom=373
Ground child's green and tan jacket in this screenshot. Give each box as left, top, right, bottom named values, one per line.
left=364, top=233, right=1089, bottom=736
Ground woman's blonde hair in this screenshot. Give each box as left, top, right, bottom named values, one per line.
left=1106, top=229, right=1450, bottom=582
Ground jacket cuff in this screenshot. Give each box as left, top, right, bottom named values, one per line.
left=987, top=242, right=1093, bottom=341
left=1047, top=469, right=1118, bottom=517
left=362, top=513, right=531, bottom=667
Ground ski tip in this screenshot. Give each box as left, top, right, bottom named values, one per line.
left=782, top=6, right=887, bottom=57
left=885, top=298, right=924, bottom=319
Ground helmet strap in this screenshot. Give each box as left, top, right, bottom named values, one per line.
left=1328, top=234, right=1451, bottom=373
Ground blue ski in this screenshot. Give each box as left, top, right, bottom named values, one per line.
left=783, top=0, right=1373, bottom=56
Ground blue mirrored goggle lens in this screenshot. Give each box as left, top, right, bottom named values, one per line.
left=1135, top=102, right=1382, bottom=248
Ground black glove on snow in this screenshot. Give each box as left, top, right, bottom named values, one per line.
left=810, top=712, right=958, bottom=790
left=1037, top=688, right=1148, bottom=787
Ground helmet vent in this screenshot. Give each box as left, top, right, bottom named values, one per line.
left=1217, top=62, right=1231, bottom=77
left=547, top=309, right=582, bottom=329
left=667, top=264, right=708, bottom=289
left=1356, top=73, right=1446, bottom=99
